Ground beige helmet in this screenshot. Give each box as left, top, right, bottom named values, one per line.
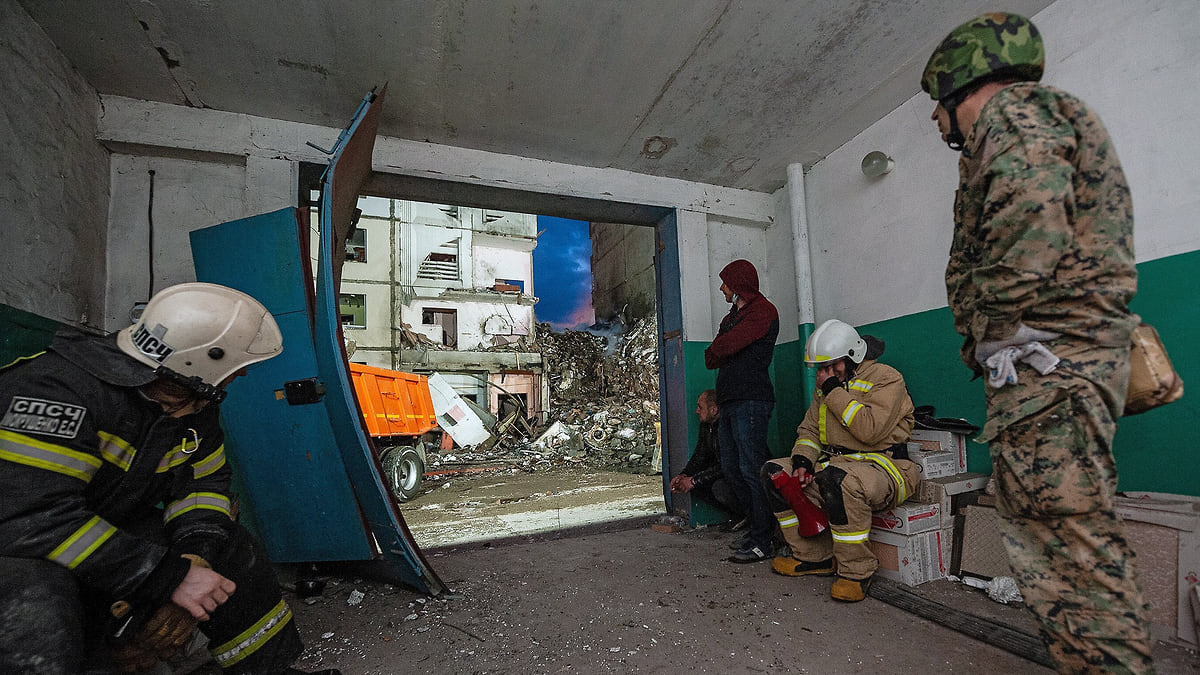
left=117, top=282, right=283, bottom=401
left=804, top=319, right=867, bottom=365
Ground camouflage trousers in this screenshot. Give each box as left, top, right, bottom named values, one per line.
left=987, top=345, right=1153, bottom=674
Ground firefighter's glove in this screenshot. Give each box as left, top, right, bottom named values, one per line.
left=111, top=602, right=198, bottom=672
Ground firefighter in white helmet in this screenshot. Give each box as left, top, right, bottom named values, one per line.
left=761, top=319, right=918, bottom=602
left=0, top=283, right=337, bottom=674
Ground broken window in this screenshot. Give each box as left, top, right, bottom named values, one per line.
left=339, top=294, right=366, bottom=329
left=421, top=308, right=458, bottom=348
left=416, top=240, right=460, bottom=281
left=345, top=227, right=367, bottom=263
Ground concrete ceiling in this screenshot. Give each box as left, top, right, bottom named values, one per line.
left=20, top=0, right=1051, bottom=194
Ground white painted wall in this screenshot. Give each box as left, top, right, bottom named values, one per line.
left=800, top=0, right=1200, bottom=327
left=0, top=3, right=109, bottom=328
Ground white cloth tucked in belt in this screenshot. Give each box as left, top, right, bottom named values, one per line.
left=985, top=342, right=1060, bottom=388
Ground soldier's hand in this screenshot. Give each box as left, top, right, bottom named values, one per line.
left=170, top=560, right=236, bottom=621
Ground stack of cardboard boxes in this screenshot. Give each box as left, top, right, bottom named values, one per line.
left=864, top=433, right=1200, bottom=649
left=867, top=429, right=990, bottom=586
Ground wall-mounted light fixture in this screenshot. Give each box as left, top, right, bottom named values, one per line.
left=861, top=151, right=894, bottom=178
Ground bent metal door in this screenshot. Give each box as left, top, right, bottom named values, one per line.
left=191, top=88, right=444, bottom=594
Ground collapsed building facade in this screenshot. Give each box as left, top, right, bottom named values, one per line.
left=326, top=198, right=547, bottom=421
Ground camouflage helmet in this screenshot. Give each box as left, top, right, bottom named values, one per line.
left=921, top=12, right=1044, bottom=101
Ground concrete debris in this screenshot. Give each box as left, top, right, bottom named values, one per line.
left=420, top=316, right=661, bottom=488
left=347, top=589, right=365, bottom=606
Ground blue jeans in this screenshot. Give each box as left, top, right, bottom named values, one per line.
left=717, top=399, right=775, bottom=550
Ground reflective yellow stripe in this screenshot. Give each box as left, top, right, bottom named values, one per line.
left=48, top=515, right=117, bottom=569
left=0, top=429, right=101, bottom=482
left=163, top=492, right=232, bottom=523
left=831, top=528, right=870, bottom=543
left=1, top=350, right=45, bottom=371
left=777, top=515, right=799, bottom=529
left=844, top=453, right=909, bottom=503
left=841, top=400, right=864, bottom=426
left=192, top=444, right=226, bottom=479
left=212, top=599, right=293, bottom=667
left=795, top=439, right=821, bottom=454
left=97, top=431, right=136, bottom=471
left=848, top=379, right=874, bottom=392
left=818, top=402, right=828, bottom=445
left=157, top=440, right=196, bottom=473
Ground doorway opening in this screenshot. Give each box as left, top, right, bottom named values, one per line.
left=301, top=165, right=681, bottom=550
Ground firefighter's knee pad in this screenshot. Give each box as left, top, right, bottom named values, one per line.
left=815, top=466, right=849, bottom=526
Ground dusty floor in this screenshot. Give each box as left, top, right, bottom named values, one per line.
left=281, top=521, right=1198, bottom=674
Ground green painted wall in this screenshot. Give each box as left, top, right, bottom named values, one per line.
left=677, top=249, right=1199, bottom=505
left=858, top=249, right=1199, bottom=496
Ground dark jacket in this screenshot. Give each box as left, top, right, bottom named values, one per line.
left=704, top=260, right=779, bottom=404
left=679, top=420, right=723, bottom=488
left=0, top=330, right=234, bottom=609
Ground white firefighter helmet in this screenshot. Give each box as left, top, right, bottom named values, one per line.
left=804, top=319, right=867, bottom=365
left=117, top=282, right=283, bottom=400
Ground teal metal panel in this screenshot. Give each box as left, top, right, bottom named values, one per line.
left=313, top=87, right=445, bottom=595
left=653, top=211, right=682, bottom=514
left=191, top=208, right=373, bottom=562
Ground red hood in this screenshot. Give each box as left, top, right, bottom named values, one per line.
left=719, top=259, right=761, bottom=301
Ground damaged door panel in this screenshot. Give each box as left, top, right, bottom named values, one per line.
left=192, top=87, right=445, bottom=595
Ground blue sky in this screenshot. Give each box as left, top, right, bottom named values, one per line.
left=532, top=216, right=594, bottom=330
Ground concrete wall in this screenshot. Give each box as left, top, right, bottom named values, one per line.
left=589, top=222, right=656, bottom=322
left=798, top=0, right=1200, bottom=495
left=0, top=3, right=109, bottom=328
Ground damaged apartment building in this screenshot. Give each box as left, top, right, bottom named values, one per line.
left=324, top=198, right=546, bottom=421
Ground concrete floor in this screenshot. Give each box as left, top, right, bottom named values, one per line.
left=273, top=469, right=1199, bottom=674
left=284, top=521, right=1198, bottom=674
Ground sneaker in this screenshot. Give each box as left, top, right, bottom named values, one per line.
left=771, top=556, right=834, bottom=577
left=728, top=545, right=771, bottom=564
left=727, top=533, right=751, bottom=550
left=830, top=575, right=872, bottom=602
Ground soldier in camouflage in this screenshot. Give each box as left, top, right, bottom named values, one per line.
left=922, top=13, right=1154, bottom=674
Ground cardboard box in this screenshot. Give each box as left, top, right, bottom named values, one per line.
left=872, top=500, right=942, bottom=535
left=909, top=429, right=968, bottom=473
left=908, top=446, right=958, bottom=479
left=1114, top=493, right=1200, bottom=646
left=918, top=472, right=990, bottom=529
left=869, top=527, right=953, bottom=586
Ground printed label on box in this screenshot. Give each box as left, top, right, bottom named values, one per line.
left=871, top=501, right=941, bottom=535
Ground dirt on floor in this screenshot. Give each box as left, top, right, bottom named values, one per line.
left=281, top=521, right=1198, bottom=674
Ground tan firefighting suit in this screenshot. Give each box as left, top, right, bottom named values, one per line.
left=764, top=359, right=918, bottom=580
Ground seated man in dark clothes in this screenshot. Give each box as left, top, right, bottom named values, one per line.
left=669, top=390, right=746, bottom=528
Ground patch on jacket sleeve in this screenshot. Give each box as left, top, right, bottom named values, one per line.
left=1, top=396, right=87, bottom=439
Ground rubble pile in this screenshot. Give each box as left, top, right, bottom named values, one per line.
left=537, top=316, right=661, bottom=471
left=415, top=316, right=662, bottom=492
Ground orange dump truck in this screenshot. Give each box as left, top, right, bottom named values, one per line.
left=348, top=362, right=442, bottom=501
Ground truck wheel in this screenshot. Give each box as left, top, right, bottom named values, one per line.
left=382, top=446, right=424, bottom=501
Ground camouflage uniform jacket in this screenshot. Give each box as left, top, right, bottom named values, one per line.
left=0, top=330, right=234, bottom=609
left=790, top=359, right=914, bottom=469
left=946, top=83, right=1138, bottom=382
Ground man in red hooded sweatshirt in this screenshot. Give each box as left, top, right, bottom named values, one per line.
left=704, top=260, right=779, bottom=563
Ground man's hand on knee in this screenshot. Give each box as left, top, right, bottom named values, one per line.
left=170, top=557, right=236, bottom=621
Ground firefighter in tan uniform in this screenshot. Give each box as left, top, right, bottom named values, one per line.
left=762, top=320, right=918, bottom=601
